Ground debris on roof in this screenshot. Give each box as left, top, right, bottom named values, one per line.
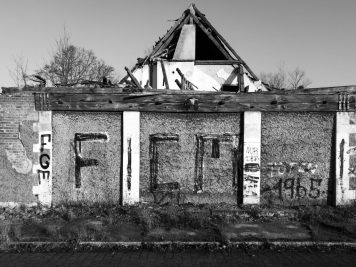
left=120, top=4, right=266, bottom=92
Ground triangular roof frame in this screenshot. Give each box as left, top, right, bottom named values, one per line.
left=122, top=4, right=259, bottom=83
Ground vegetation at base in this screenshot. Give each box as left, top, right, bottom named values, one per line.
left=0, top=201, right=356, bottom=246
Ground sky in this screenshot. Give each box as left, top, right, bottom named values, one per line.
left=0, top=0, right=355, bottom=88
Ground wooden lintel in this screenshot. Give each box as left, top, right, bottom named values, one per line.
left=31, top=85, right=356, bottom=95
left=195, top=60, right=241, bottom=65
left=34, top=91, right=355, bottom=112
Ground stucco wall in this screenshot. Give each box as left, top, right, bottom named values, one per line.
left=140, top=112, right=241, bottom=204
left=0, top=92, right=38, bottom=204
left=261, top=112, right=335, bottom=205
left=52, top=112, right=122, bottom=204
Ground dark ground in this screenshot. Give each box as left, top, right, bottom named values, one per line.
left=0, top=248, right=355, bottom=267
left=1, top=202, right=356, bottom=244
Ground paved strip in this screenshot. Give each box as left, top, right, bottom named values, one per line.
left=0, top=249, right=355, bottom=267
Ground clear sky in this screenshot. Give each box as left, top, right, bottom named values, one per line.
left=0, top=0, right=355, bottom=88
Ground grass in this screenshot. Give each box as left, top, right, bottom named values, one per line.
left=0, top=201, right=356, bottom=244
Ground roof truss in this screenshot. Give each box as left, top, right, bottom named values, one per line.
left=121, top=4, right=260, bottom=84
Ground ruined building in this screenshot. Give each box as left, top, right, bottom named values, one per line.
left=0, top=5, right=355, bottom=207
left=121, top=4, right=267, bottom=93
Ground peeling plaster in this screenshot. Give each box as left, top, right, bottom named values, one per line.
left=5, top=140, right=33, bottom=174
left=216, top=68, right=230, bottom=80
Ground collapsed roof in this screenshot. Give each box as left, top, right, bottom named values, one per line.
left=121, top=4, right=260, bottom=83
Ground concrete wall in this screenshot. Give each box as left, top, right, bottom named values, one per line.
left=261, top=112, right=335, bottom=205
left=140, top=112, right=241, bottom=204
left=0, top=92, right=343, bottom=206
left=0, top=92, right=38, bottom=205
left=52, top=112, right=122, bottom=204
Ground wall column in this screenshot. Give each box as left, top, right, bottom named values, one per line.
left=32, top=111, right=52, bottom=206
left=122, top=111, right=140, bottom=204
left=335, top=112, right=356, bottom=205
left=242, top=111, right=261, bottom=204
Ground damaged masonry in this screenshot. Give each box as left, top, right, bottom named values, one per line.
left=1, top=4, right=356, bottom=208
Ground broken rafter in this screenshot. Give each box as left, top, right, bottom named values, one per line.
left=124, top=67, right=143, bottom=89
left=150, top=10, right=190, bottom=59
left=238, top=64, right=244, bottom=93
left=151, top=16, right=190, bottom=59
left=176, top=68, right=198, bottom=90
left=160, top=60, right=169, bottom=89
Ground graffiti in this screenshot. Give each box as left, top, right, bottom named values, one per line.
left=347, top=133, right=356, bottom=191
left=347, top=147, right=356, bottom=155
left=244, top=145, right=259, bottom=162
left=340, top=139, right=345, bottom=179
left=37, top=134, right=51, bottom=185
left=127, top=138, right=132, bottom=191
left=244, top=175, right=259, bottom=196
left=74, top=133, right=108, bottom=188
left=211, top=138, right=220, bottom=158
left=195, top=134, right=239, bottom=193
left=244, top=163, right=260, bottom=172
left=264, top=177, right=322, bottom=200
left=243, top=144, right=260, bottom=198
left=149, top=134, right=179, bottom=191
left=232, top=148, right=239, bottom=188
left=266, top=162, right=318, bottom=177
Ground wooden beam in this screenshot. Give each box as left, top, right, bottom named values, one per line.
left=238, top=64, right=244, bottom=93
left=34, top=91, right=355, bottom=112
left=33, top=85, right=356, bottom=95
left=189, top=14, right=233, bottom=60
left=263, top=86, right=356, bottom=95
left=195, top=60, right=241, bottom=65
left=160, top=60, right=169, bottom=89
left=125, top=67, right=143, bottom=89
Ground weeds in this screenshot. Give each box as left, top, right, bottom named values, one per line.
left=0, top=201, right=356, bottom=243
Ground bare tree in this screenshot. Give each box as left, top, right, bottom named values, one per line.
left=260, top=65, right=286, bottom=89
left=260, top=65, right=311, bottom=90
left=37, top=30, right=115, bottom=86
left=288, top=67, right=312, bottom=89
left=8, top=55, right=28, bottom=88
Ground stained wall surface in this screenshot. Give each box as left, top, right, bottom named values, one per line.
left=261, top=112, right=335, bottom=205
left=52, top=112, right=122, bottom=204
left=0, top=92, right=39, bottom=204
left=140, top=112, right=241, bottom=204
